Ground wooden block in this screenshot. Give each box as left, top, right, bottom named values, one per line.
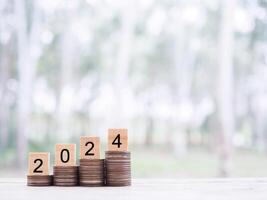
left=28, top=152, right=50, bottom=175
left=108, top=128, right=128, bottom=151
left=80, top=136, right=100, bottom=159
left=55, top=144, right=76, bottom=166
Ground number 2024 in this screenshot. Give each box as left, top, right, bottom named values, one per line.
left=33, top=135, right=123, bottom=172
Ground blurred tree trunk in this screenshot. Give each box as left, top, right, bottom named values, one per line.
left=145, top=110, right=154, bottom=147
left=169, top=30, right=193, bottom=156
left=0, top=0, right=14, bottom=151
left=112, top=1, right=135, bottom=125
left=56, top=29, right=74, bottom=141
left=57, top=30, right=75, bottom=140
left=15, top=0, right=41, bottom=167
left=0, top=42, right=11, bottom=149
left=55, top=9, right=78, bottom=141
left=217, top=0, right=236, bottom=177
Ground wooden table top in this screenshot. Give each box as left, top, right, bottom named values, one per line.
left=1, top=178, right=267, bottom=200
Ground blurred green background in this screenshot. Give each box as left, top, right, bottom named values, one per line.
left=1, top=0, right=267, bottom=178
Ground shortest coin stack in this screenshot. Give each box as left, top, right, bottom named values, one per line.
left=105, top=151, right=131, bottom=186
left=53, top=166, right=78, bottom=186
left=27, top=175, right=53, bottom=186
left=79, top=159, right=105, bottom=186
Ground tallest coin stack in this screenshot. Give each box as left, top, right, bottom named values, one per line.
left=105, top=129, right=131, bottom=186
left=105, top=151, right=131, bottom=186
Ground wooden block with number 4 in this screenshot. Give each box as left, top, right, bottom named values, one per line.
left=28, top=152, right=50, bottom=175
left=80, top=136, right=100, bottom=159
left=108, top=129, right=128, bottom=151
left=55, top=144, right=76, bottom=166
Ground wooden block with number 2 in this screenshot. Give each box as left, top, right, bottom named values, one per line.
left=55, top=144, right=76, bottom=166
left=28, top=152, right=50, bottom=175
left=80, top=136, right=100, bottom=159
left=108, top=129, right=128, bottom=151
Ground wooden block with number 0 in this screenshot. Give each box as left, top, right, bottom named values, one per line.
left=80, top=136, right=100, bottom=159
left=28, top=152, right=50, bottom=175
left=108, top=129, right=128, bottom=151
left=55, top=144, right=76, bottom=166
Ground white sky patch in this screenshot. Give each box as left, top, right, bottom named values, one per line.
left=41, top=29, right=53, bottom=44
left=33, top=78, right=56, bottom=113
left=234, top=7, right=254, bottom=33
left=182, top=6, right=205, bottom=27
left=37, top=0, right=62, bottom=13
left=59, top=85, right=75, bottom=114
left=147, top=8, right=166, bottom=36
left=71, top=17, right=91, bottom=43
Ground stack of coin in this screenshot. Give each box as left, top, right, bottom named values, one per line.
left=27, top=175, right=53, bottom=186
left=53, top=166, right=78, bottom=186
left=79, top=159, right=105, bottom=186
left=105, top=151, right=131, bottom=186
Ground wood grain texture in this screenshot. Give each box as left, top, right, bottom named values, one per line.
left=108, top=129, right=128, bottom=151
left=28, top=152, right=50, bottom=175
left=80, top=136, right=100, bottom=159
left=55, top=144, right=76, bottom=166
left=1, top=178, right=267, bottom=200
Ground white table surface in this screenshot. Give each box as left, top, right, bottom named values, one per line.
left=1, top=178, right=267, bottom=200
